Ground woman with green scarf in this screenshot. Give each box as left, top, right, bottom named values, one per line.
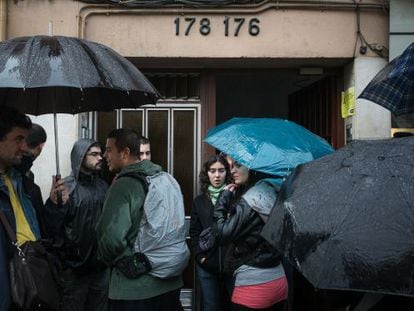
left=190, top=155, right=232, bottom=311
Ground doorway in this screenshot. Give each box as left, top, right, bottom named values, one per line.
left=215, top=70, right=344, bottom=149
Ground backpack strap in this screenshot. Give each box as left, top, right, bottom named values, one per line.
left=0, top=208, right=17, bottom=244
left=117, top=173, right=149, bottom=194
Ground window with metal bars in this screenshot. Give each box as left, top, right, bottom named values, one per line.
left=146, top=73, right=200, bottom=100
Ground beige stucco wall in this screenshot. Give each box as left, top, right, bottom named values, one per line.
left=7, top=0, right=388, bottom=60
left=4, top=0, right=390, bottom=198
left=84, top=10, right=387, bottom=58
left=353, top=57, right=391, bottom=140
left=0, top=0, right=6, bottom=41
left=7, top=0, right=80, bottom=37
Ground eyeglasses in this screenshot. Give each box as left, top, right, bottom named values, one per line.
left=86, top=152, right=102, bottom=157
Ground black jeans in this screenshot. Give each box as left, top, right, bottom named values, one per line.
left=60, top=268, right=109, bottom=311
left=108, top=288, right=181, bottom=311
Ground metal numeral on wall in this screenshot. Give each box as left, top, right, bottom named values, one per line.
left=175, top=17, right=260, bottom=36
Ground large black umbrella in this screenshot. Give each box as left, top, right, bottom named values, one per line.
left=0, top=35, right=159, bottom=176
left=358, top=42, right=414, bottom=116
left=261, top=137, right=414, bottom=297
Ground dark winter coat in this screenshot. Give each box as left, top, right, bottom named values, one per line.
left=96, top=160, right=183, bottom=300
left=190, top=193, right=225, bottom=275
left=22, top=174, right=47, bottom=236
left=43, top=139, right=108, bottom=273
left=213, top=180, right=282, bottom=274
left=0, top=168, right=41, bottom=311
left=15, top=155, right=47, bottom=236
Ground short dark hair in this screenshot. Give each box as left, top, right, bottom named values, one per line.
left=26, top=123, right=47, bottom=148
left=0, top=106, right=32, bottom=141
left=139, top=135, right=150, bottom=145
left=107, top=128, right=140, bottom=157
left=199, top=154, right=231, bottom=193
left=89, top=142, right=101, bottom=150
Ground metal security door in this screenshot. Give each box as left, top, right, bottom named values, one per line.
left=119, top=104, right=201, bottom=215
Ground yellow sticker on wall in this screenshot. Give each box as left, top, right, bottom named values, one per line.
left=341, top=87, right=355, bottom=118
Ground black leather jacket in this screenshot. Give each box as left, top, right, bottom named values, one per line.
left=213, top=182, right=281, bottom=274
left=190, top=193, right=226, bottom=275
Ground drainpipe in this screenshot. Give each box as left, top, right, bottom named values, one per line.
left=77, top=0, right=389, bottom=39
left=0, top=0, right=6, bottom=41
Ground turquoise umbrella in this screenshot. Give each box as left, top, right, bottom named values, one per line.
left=204, top=118, right=334, bottom=177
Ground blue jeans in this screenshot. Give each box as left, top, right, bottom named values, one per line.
left=196, top=263, right=233, bottom=311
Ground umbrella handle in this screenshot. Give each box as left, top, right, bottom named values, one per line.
left=55, top=174, right=62, bottom=205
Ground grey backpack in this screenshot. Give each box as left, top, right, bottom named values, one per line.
left=132, top=171, right=190, bottom=279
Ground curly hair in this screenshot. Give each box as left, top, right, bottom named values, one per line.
left=199, top=154, right=231, bottom=193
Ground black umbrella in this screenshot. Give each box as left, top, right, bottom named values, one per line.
left=261, top=137, right=414, bottom=297
left=0, top=35, right=159, bottom=177
left=358, top=42, right=414, bottom=116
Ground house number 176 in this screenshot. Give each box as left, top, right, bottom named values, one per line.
left=174, top=17, right=260, bottom=36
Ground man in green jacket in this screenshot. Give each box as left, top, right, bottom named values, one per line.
left=97, top=128, right=183, bottom=311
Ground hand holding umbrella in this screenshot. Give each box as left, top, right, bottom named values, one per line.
left=49, top=176, right=69, bottom=205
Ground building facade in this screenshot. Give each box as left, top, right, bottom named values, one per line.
left=2, top=0, right=391, bottom=196
left=1, top=0, right=400, bottom=307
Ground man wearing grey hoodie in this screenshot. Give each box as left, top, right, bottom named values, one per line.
left=43, top=139, right=109, bottom=311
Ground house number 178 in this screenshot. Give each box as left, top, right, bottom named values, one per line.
left=174, top=17, right=260, bottom=36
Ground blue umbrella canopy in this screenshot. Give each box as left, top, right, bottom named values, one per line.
left=358, top=42, right=414, bottom=116
left=204, top=118, right=334, bottom=177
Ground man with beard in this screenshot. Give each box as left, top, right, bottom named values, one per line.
left=0, top=106, right=39, bottom=311
left=43, top=139, right=109, bottom=311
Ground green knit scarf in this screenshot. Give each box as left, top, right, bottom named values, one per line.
left=207, top=184, right=225, bottom=205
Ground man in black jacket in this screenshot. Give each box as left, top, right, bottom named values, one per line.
left=43, top=139, right=109, bottom=311
left=16, top=123, right=47, bottom=235
left=17, top=123, right=47, bottom=180
left=0, top=107, right=40, bottom=311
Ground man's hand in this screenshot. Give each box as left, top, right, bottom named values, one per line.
left=50, top=175, right=69, bottom=205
